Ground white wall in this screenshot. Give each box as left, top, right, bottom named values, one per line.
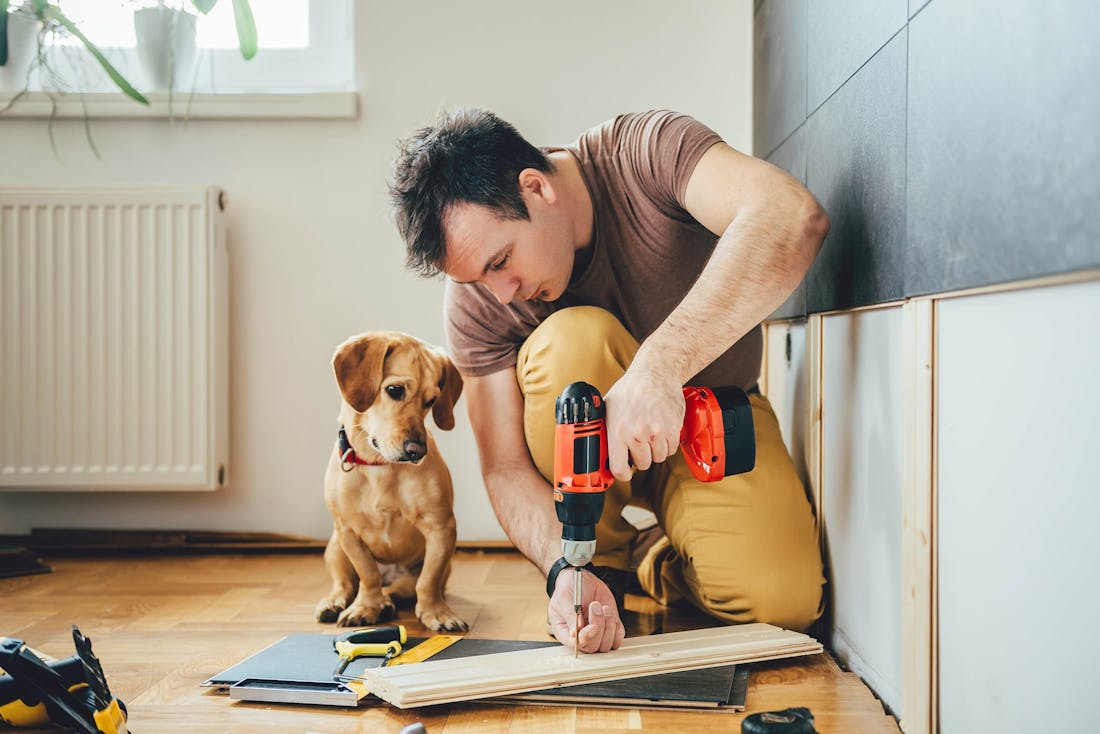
left=821, top=308, right=903, bottom=715
left=937, top=280, right=1100, bottom=733
left=0, top=0, right=753, bottom=541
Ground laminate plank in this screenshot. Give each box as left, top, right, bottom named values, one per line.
left=365, top=625, right=822, bottom=708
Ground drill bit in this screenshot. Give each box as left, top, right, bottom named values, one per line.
left=574, top=567, right=582, bottom=658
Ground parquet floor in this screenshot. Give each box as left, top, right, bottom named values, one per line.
left=0, top=551, right=900, bottom=733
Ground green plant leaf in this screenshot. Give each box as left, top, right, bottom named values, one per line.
left=45, top=7, right=150, bottom=105
left=232, top=0, right=257, bottom=60
left=30, top=0, right=46, bottom=16
left=192, top=0, right=216, bottom=15
left=1, top=0, right=10, bottom=67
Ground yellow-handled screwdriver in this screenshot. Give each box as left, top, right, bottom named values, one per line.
left=331, top=626, right=407, bottom=681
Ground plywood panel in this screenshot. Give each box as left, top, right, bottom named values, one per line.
left=764, top=320, right=810, bottom=489
left=937, top=279, right=1100, bottom=733
left=822, top=308, right=904, bottom=713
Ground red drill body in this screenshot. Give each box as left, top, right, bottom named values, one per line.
left=552, top=380, right=756, bottom=652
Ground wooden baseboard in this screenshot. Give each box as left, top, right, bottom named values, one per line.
left=0, top=528, right=327, bottom=554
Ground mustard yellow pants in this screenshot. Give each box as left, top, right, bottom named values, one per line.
left=517, top=307, right=825, bottom=631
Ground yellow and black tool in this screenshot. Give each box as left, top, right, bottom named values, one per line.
left=0, top=626, right=127, bottom=734
left=387, top=634, right=462, bottom=666
left=332, top=626, right=407, bottom=682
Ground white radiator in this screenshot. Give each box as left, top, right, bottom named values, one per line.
left=0, top=187, right=229, bottom=491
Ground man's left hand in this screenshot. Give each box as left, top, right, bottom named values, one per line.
left=604, top=366, right=684, bottom=482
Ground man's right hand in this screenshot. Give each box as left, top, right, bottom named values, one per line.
left=548, top=568, right=626, bottom=653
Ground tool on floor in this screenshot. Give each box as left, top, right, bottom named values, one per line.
left=387, top=635, right=462, bottom=666
left=332, top=626, right=407, bottom=682
left=553, top=381, right=756, bottom=653
left=742, top=707, right=817, bottom=734
left=0, top=626, right=127, bottom=734
left=397, top=723, right=427, bottom=734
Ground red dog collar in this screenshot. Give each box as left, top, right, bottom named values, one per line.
left=338, top=427, right=386, bottom=470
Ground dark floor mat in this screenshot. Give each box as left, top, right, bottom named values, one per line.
left=0, top=546, right=52, bottom=578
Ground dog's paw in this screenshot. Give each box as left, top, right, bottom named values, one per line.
left=416, top=602, right=469, bottom=633
left=315, top=599, right=346, bottom=623
left=335, top=599, right=397, bottom=627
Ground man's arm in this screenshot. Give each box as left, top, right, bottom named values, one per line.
left=464, top=368, right=561, bottom=575
left=605, top=142, right=829, bottom=480
left=464, top=368, right=625, bottom=652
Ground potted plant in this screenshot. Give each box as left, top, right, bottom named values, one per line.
left=132, top=0, right=256, bottom=92
left=0, top=0, right=148, bottom=105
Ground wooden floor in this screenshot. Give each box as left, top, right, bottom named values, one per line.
left=0, top=551, right=900, bottom=733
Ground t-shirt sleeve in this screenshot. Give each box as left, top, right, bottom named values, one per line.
left=444, top=279, right=546, bottom=378
left=621, top=110, right=724, bottom=215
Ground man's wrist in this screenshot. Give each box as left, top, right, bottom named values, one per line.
left=545, top=557, right=593, bottom=597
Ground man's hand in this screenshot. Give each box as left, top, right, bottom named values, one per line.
left=548, top=568, right=626, bottom=653
left=603, top=365, right=685, bottom=482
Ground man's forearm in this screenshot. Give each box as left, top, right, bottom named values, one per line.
left=483, top=465, right=563, bottom=576
left=635, top=198, right=828, bottom=384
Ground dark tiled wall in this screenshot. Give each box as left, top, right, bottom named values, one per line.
left=755, top=0, right=1100, bottom=317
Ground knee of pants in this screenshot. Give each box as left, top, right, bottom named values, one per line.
left=684, top=541, right=823, bottom=633
left=518, top=306, right=637, bottom=395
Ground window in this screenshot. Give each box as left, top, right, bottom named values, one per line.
left=43, top=0, right=352, bottom=93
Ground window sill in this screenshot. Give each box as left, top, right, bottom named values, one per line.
left=0, top=90, right=359, bottom=120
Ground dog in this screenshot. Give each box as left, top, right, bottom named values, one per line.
left=314, top=331, right=468, bottom=632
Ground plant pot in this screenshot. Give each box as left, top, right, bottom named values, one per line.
left=0, top=11, right=42, bottom=92
left=133, top=5, right=197, bottom=92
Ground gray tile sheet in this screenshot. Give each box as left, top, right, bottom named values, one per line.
left=807, top=0, right=907, bottom=113
left=806, top=31, right=907, bottom=313
left=767, top=126, right=809, bottom=319
left=906, top=0, right=1100, bottom=296
left=754, top=0, right=807, bottom=157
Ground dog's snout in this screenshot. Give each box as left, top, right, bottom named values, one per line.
left=402, top=440, right=427, bottom=463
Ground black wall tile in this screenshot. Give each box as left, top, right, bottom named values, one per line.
left=806, top=32, right=907, bottom=313
left=767, top=126, right=809, bottom=320
left=906, top=0, right=1100, bottom=296
left=754, top=0, right=807, bottom=157
left=807, top=0, right=907, bottom=113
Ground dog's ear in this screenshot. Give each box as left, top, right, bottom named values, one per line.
left=332, top=334, right=393, bottom=413
left=431, top=353, right=464, bottom=431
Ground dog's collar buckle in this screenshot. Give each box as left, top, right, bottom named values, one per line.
left=338, top=426, right=385, bottom=471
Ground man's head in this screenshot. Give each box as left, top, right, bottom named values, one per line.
left=390, top=108, right=581, bottom=305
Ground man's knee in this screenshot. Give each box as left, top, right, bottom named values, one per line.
left=518, top=306, right=636, bottom=390
left=686, top=545, right=823, bottom=632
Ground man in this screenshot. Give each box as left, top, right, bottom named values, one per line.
left=390, top=109, right=828, bottom=654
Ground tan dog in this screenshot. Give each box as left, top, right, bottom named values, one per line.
left=315, top=331, right=468, bottom=632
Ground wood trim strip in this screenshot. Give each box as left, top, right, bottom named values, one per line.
left=363, top=624, right=823, bottom=709
left=807, top=314, right=825, bottom=549
left=900, top=298, right=935, bottom=734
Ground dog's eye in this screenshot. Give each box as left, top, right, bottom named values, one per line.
left=424, top=397, right=436, bottom=409
left=385, top=385, right=406, bottom=400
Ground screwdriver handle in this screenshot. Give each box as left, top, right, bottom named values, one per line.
left=334, top=639, right=403, bottom=661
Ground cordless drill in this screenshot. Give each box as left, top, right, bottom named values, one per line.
left=552, top=381, right=756, bottom=651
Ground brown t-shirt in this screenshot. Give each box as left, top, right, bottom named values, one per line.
left=444, top=110, right=763, bottom=390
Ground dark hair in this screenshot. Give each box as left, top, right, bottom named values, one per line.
left=390, top=108, right=552, bottom=277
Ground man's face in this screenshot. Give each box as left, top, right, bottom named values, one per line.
left=441, top=190, right=576, bottom=305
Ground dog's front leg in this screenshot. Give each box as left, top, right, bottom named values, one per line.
left=415, top=520, right=468, bottom=632
left=315, top=530, right=358, bottom=622
left=334, top=526, right=396, bottom=627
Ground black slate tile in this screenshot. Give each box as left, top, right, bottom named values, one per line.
left=807, top=0, right=907, bottom=113
left=754, top=0, right=807, bottom=158
left=767, top=126, right=809, bottom=319
left=906, top=0, right=1100, bottom=296
left=806, top=31, right=907, bottom=313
